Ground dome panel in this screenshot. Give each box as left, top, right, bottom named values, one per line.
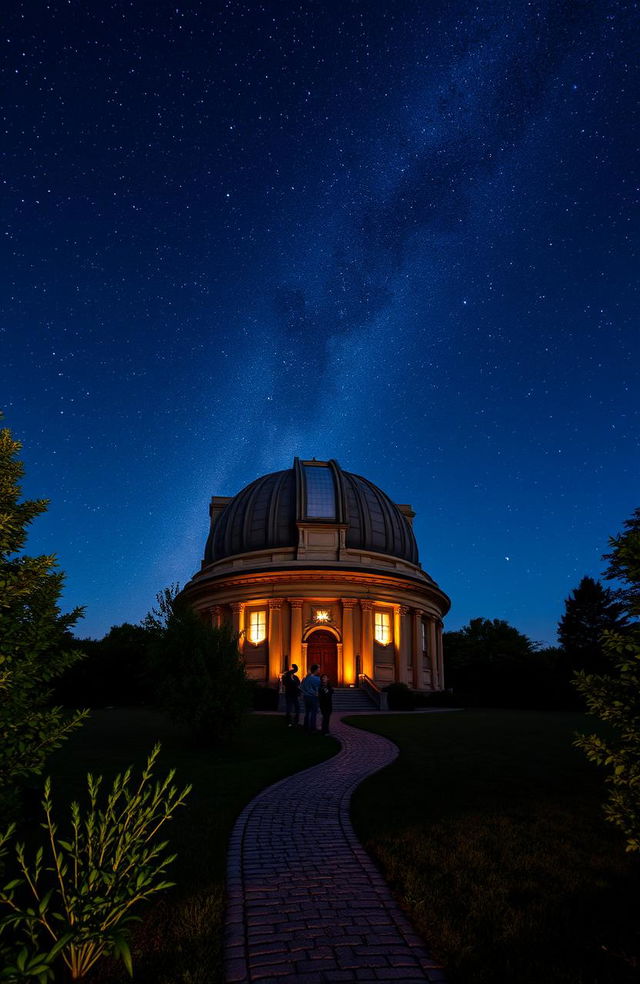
left=204, top=459, right=419, bottom=565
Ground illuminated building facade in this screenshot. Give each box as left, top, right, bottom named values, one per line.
left=182, top=458, right=450, bottom=690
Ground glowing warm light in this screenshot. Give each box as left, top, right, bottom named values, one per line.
left=248, top=610, right=267, bottom=644
left=374, top=611, right=391, bottom=645
left=314, top=609, right=330, bottom=623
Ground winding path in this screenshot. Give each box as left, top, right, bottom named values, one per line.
left=224, top=714, right=446, bottom=983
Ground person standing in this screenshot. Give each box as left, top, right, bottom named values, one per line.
left=300, top=663, right=321, bottom=733
left=319, top=674, right=334, bottom=736
left=281, top=662, right=301, bottom=727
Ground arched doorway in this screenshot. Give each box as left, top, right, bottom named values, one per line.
left=307, top=630, right=338, bottom=683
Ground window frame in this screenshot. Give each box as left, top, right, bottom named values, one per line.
left=247, top=609, right=267, bottom=645
left=374, top=609, right=392, bottom=646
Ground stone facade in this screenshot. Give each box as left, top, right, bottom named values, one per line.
left=182, top=458, right=450, bottom=689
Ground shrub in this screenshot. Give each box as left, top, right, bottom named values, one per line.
left=384, top=682, right=415, bottom=711
left=148, top=591, right=250, bottom=745
left=0, top=744, right=190, bottom=980
left=250, top=686, right=280, bottom=711
left=55, top=624, right=155, bottom=709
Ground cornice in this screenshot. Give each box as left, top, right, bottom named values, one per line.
left=183, top=566, right=451, bottom=614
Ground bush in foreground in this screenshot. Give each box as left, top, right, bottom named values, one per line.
left=0, top=744, right=190, bottom=981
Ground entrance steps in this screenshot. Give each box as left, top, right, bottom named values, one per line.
left=330, top=687, right=378, bottom=711
left=277, top=686, right=379, bottom=713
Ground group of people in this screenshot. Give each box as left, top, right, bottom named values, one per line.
left=281, top=663, right=333, bottom=735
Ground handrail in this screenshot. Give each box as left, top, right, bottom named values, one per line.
left=358, top=673, right=388, bottom=711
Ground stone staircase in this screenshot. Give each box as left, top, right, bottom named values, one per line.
left=278, top=686, right=379, bottom=713
left=330, top=687, right=378, bottom=712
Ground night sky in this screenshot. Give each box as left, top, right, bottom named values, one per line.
left=3, top=1, right=638, bottom=645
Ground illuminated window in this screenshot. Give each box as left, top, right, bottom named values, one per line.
left=374, top=611, right=391, bottom=646
left=248, top=610, right=267, bottom=644
left=314, top=609, right=331, bottom=623
left=304, top=465, right=336, bottom=519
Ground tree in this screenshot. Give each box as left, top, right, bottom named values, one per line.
left=558, top=575, right=627, bottom=672
left=0, top=425, right=87, bottom=815
left=443, top=617, right=546, bottom=707
left=574, top=508, right=640, bottom=852
left=55, top=623, right=155, bottom=708
left=146, top=587, right=250, bottom=744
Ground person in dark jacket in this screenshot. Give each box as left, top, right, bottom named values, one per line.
left=318, top=674, right=334, bottom=736
left=282, top=663, right=301, bottom=727
left=301, top=664, right=321, bottom=732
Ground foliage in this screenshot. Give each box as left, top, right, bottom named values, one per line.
left=574, top=508, right=640, bottom=853
left=603, top=508, right=640, bottom=614
left=55, top=623, right=155, bottom=708
left=384, top=682, right=415, bottom=710
left=0, top=425, right=87, bottom=817
left=36, top=709, right=337, bottom=984
left=0, top=745, right=190, bottom=981
left=141, top=585, right=180, bottom=636
left=558, top=575, right=627, bottom=673
left=443, top=617, right=547, bottom=707
left=148, top=589, right=250, bottom=744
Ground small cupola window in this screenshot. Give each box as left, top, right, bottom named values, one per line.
left=303, top=465, right=336, bottom=519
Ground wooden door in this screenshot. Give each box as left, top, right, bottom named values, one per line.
left=307, top=630, right=338, bottom=683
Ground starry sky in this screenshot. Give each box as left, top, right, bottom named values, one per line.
left=2, top=0, right=638, bottom=645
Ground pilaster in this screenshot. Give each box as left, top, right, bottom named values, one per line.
left=231, top=602, right=245, bottom=647
left=341, top=599, right=356, bottom=685
left=437, top=620, right=445, bottom=690
left=411, top=608, right=423, bottom=690
left=288, top=598, right=303, bottom=671
left=360, top=600, right=374, bottom=680
left=428, top=618, right=438, bottom=690
left=209, top=605, right=224, bottom=629
left=398, top=605, right=410, bottom=684
left=268, top=599, right=283, bottom=684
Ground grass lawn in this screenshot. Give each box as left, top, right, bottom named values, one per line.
left=37, top=708, right=338, bottom=983
left=348, top=710, right=640, bottom=984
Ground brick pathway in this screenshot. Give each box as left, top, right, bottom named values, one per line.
left=225, top=714, right=446, bottom=983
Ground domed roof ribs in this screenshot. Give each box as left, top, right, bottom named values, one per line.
left=328, top=459, right=346, bottom=524
left=205, top=459, right=419, bottom=565
left=267, top=469, right=292, bottom=545
left=240, top=472, right=272, bottom=550
left=346, top=471, right=373, bottom=548
left=293, top=457, right=305, bottom=522
left=221, top=476, right=253, bottom=557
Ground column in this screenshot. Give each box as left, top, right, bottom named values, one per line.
left=341, top=599, right=356, bottom=685
left=428, top=618, right=438, bottom=690
left=411, top=608, right=423, bottom=690
left=289, top=599, right=303, bottom=671
left=231, top=602, right=245, bottom=654
left=397, top=606, right=410, bottom=684
left=209, top=605, right=224, bottom=629
left=437, top=620, right=445, bottom=690
left=268, top=599, right=283, bottom=685
left=360, top=600, right=374, bottom=680
left=393, top=605, right=402, bottom=683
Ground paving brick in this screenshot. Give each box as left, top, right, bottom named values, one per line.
left=224, top=713, right=447, bottom=983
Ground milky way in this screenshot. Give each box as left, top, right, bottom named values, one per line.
left=2, top=0, right=638, bottom=642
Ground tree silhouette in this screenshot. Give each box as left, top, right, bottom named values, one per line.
left=558, top=575, right=627, bottom=673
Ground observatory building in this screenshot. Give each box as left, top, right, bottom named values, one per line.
left=182, top=458, right=450, bottom=691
